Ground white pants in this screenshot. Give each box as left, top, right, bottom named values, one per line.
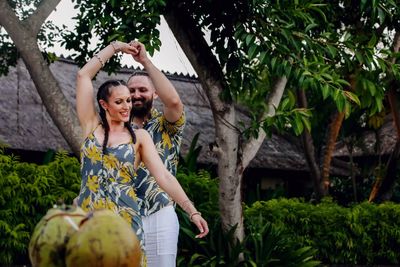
left=142, top=205, right=179, bottom=267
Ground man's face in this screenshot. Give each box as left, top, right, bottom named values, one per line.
left=127, top=75, right=155, bottom=117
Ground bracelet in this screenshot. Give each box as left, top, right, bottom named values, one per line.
left=180, top=199, right=194, bottom=213
left=189, top=211, right=201, bottom=222
left=93, top=54, right=105, bottom=67
left=110, top=41, right=121, bottom=53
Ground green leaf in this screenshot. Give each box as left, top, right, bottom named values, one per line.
left=270, top=57, right=278, bottom=72
left=248, top=44, right=258, bottom=59
left=246, top=34, right=255, bottom=46
left=376, top=96, right=383, bottom=112
left=288, top=90, right=296, bottom=108
left=344, top=101, right=351, bottom=119
left=321, top=84, right=330, bottom=100
left=301, top=115, right=311, bottom=132
left=355, top=51, right=363, bottom=64
left=343, top=91, right=361, bottom=106
left=281, top=98, right=290, bottom=111
left=378, top=7, right=385, bottom=24
left=293, top=115, right=304, bottom=136
left=366, top=80, right=376, bottom=96
left=368, top=34, right=377, bottom=48
left=304, top=23, right=318, bottom=33
left=321, top=73, right=333, bottom=81
left=327, top=45, right=337, bottom=58
left=337, top=79, right=351, bottom=87
left=336, top=93, right=345, bottom=112
left=259, top=51, right=268, bottom=65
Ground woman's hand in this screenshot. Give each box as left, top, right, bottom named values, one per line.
left=128, top=40, right=149, bottom=65
left=191, top=214, right=209, bottom=238
left=113, top=41, right=139, bottom=56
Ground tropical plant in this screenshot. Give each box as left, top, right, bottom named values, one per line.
left=245, top=198, right=400, bottom=265
left=177, top=210, right=320, bottom=267
left=0, top=149, right=80, bottom=265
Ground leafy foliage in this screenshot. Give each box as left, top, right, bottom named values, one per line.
left=246, top=215, right=320, bottom=267
left=61, top=0, right=165, bottom=73
left=0, top=0, right=65, bottom=75
left=0, top=149, right=80, bottom=265
left=176, top=163, right=319, bottom=266
left=177, top=203, right=320, bottom=267
left=245, top=198, right=400, bottom=265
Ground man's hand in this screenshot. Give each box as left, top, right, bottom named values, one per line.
left=129, top=40, right=149, bottom=65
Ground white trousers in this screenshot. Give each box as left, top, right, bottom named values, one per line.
left=142, top=205, right=179, bottom=267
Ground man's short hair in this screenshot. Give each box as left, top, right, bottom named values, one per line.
left=127, top=70, right=149, bottom=84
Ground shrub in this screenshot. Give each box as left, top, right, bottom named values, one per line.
left=176, top=168, right=319, bottom=266
left=245, top=198, right=400, bottom=265
left=0, top=150, right=80, bottom=265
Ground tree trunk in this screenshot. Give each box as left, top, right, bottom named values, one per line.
left=369, top=31, right=400, bottom=202
left=321, top=111, right=345, bottom=196
left=297, top=89, right=322, bottom=199
left=369, top=90, right=400, bottom=202
left=163, top=6, right=245, bottom=240
left=164, top=4, right=287, bottom=243
left=0, top=0, right=82, bottom=155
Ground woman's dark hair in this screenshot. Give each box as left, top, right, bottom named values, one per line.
left=97, top=79, right=136, bottom=155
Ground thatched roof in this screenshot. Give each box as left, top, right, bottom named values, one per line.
left=333, top=117, right=398, bottom=157
left=3, top=58, right=396, bottom=173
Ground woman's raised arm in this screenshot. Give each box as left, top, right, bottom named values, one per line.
left=76, top=41, right=138, bottom=137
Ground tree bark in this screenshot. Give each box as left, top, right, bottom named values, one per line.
left=0, top=0, right=82, bottom=155
left=297, top=89, right=322, bottom=199
left=320, top=111, right=345, bottom=196
left=241, top=76, right=287, bottom=168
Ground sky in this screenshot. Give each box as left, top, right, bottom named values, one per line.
left=46, top=0, right=196, bottom=76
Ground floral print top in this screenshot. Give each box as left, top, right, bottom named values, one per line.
left=77, top=130, right=144, bottom=250
left=135, top=108, right=186, bottom=216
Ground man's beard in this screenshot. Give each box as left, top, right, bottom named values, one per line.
left=131, top=98, right=153, bottom=118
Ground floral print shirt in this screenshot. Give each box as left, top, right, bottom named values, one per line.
left=135, top=108, right=186, bottom=216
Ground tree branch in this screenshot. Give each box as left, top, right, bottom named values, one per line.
left=0, top=0, right=82, bottom=155
left=241, top=76, right=287, bottom=169
left=0, top=0, right=26, bottom=35
left=391, top=31, right=400, bottom=63
left=25, top=0, right=61, bottom=35
left=297, top=88, right=322, bottom=198
left=163, top=5, right=227, bottom=114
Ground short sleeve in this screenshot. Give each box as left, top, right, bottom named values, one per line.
left=162, top=109, right=186, bottom=136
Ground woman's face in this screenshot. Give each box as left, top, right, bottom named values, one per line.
left=101, top=85, right=132, bottom=123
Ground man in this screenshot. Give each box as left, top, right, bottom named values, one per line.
left=128, top=40, right=185, bottom=267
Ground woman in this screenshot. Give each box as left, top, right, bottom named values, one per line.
left=75, top=40, right=208, bottom=263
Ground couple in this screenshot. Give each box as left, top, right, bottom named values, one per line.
left=74, top=40, right=208, bottom=266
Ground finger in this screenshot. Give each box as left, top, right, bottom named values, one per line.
left=129, top=47, right=139, bottom=55
left=197, top=221, right=204, bottom=233
left=201, top=220, right=209, bottom=236
left=203, top=222, right=209, bottom=235
left=129, top=40, right=141, bottom=48
left=195, top=220, right=208, bottom=238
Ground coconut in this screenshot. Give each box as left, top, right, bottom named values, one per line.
left=29, top=205, right=86, bottom=267
left=65, top=209, right=142, bottom=267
